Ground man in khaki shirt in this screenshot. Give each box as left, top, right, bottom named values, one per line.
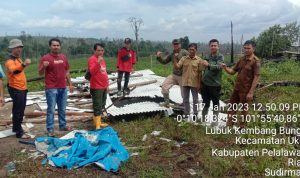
left=221, top=40, right=260, bottom=129
left=174, top=43, right=207, bottom=116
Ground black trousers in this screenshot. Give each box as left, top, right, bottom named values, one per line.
left=201, top=83, right=221, bottom=110
left=8, top=86, right=27, bottom=137
left=117, top=71, right=130, bottom=91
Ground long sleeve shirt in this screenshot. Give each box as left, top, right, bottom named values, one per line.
left=202, top=53, right=224, bottom=87
left=157, top=48, right=188, bottom=76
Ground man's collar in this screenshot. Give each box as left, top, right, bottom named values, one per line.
left=187, top=55, right=198, bottom=60
left=244, top=54, right=255, bottom=61
left=173, top=48, right=181, bottom=53
left=210, top=52, right=219, bottom=57
left=9, top=54, right=17, bottom=60
left=50, top=53, right=59, bottom=57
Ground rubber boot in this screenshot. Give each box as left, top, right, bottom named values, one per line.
left=93, top=116, right=101, bottom=130
left=99, top=116, right=108, bottom=127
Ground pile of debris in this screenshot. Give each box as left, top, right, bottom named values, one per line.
left=1, top=69, right=227, bottom=128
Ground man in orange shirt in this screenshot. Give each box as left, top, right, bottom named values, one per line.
left=5, top=39, right=31, bottom=139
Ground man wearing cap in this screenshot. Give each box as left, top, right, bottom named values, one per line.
left=38, top=38, right=74, bottom=137
left=156, top=39, right=188, bottom=107
left=116, top=38, right=136, bottom=96
left=5, top=39, right=31, bottom=139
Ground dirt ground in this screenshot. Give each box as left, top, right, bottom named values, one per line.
left=0, top=102, right=113, bottom=178
left=0, top=102, right=206, bottom=178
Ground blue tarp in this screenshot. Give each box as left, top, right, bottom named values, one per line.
left=0, top=64, right=5, bottom=78
left=35, top=127, right=129, bottom=172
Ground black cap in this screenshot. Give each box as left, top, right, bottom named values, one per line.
left=124, top=38, right=131, bottom=44
left=172, top=39, right=180, bottom=44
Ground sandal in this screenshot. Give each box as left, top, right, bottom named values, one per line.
left=59, top=126, right=73, bottom=131
left=20, top=133, right=31, bottom=139
left=47, top=132, right=55, bottom=137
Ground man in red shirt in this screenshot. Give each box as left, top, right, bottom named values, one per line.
left=39, top=38, right=74, bottom=136
left=116, top=38, right=136, bottom=96
left=88, top=43, right=109, bottom=129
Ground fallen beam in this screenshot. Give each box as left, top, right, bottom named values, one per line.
left=0, top=116, right=93, bottom=125
left=72, top=73, right=143, bottom=84
left=69, top=79, right=157, bottom=97
left=24, top=111, right=93, bottom=118
left=109, top=79, right=158, bottom=92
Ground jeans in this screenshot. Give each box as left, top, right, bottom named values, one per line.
left=8, top=86, right=27, bottom=138
left=117, top=71, right=130, bottom=91
left=46, top=88, right=67, bottom=132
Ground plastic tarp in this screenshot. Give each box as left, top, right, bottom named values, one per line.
left=35, top=127, right=129, bottom=172
left=0, top=64, right=5, bottom=78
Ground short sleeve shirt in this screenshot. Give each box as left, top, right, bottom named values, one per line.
left=39, top=54, right=70, bottom=89
left=233, top=54, right=261, bottom=92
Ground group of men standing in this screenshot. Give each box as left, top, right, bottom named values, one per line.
left=0, top=36, right=260, bottom=139
left=156, top=38, right=260, bottom=129
left=0, top=37, right=136, bottom=138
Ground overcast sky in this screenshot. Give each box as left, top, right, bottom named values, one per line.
left=0, top=0, right=299, bottom=43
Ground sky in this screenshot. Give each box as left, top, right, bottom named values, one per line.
left=0, top=0, right=299, bottom=43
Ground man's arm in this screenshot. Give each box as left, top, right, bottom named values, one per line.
left=207, top=55, right=224, bottom=71
left=66, top=70, right=74, bottom=93
left=6, top=58, right=31, bottom=75
left=221, top=63, right=237, bottom=75
left=246, top=75, right=260, bottom=102
left=197, top=70, right=202, bottom=91
left=173, top=56, right=183, bottom=69
left=131, top=50, right=136, bottom=72
left=38, top=58, right=48, bottom=76
left=246, top=60, right=261, bottom=102
left=5, top=60, right=24, bottom=74
left=65, top=58, right=73, bottom=93
left=156, top=52, right=172, bottom=64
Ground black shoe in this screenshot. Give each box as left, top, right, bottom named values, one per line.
left=123, top=88, right=130, bottom=95
left=117, top=90, right=122, bottom=96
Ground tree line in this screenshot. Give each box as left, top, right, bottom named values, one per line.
left=0, top=21, right=299, bottom=63
left=0, top=34, right=241, bottom=63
